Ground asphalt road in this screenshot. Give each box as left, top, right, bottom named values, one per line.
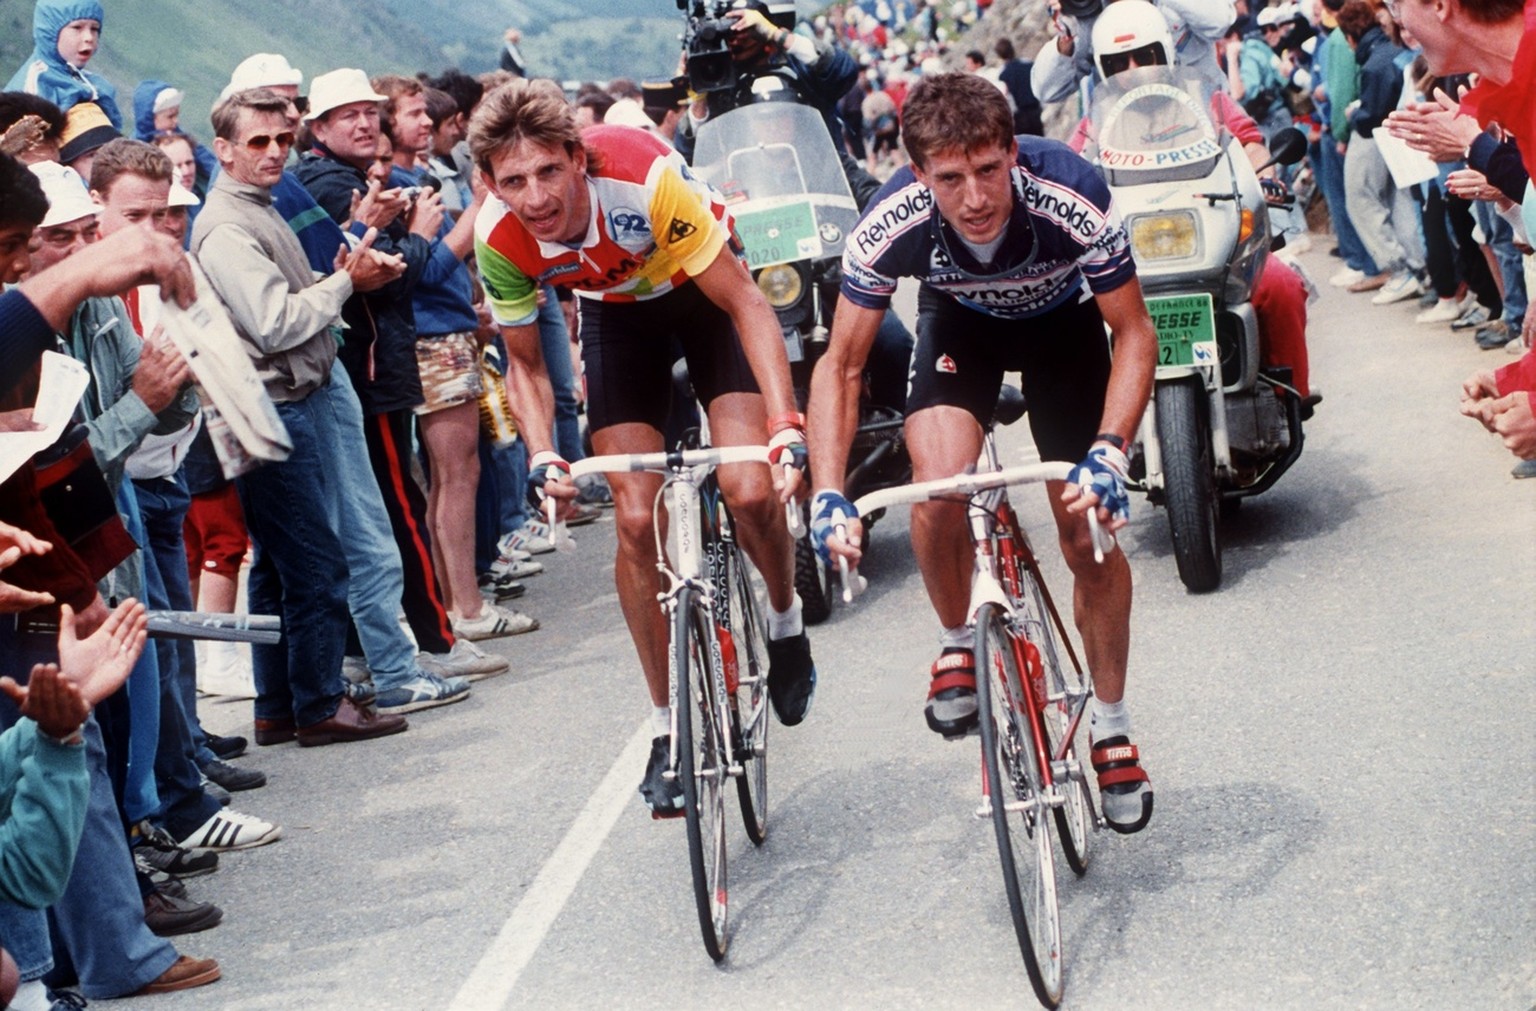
left=168, top=245, right=1534, bottom=1010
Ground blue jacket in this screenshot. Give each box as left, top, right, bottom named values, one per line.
left=1350, top=26, right=1402, bottom=138
left=131, top=79, right=219, bottom=186
left=391, top=166, right=478, bottom=337
left=5, top=0, right=122, bottom=130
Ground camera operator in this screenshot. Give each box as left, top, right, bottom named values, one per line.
left=675, top=0, right=881, bottom=208
left=1031, top=0, right=1235, bottom=106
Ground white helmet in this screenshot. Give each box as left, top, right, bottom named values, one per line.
left=1091, top=0, right=1176, bottom=81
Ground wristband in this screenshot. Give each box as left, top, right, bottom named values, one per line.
left=1094, top=432, right=1127, bottom=451
left=767, top=411, right=806, bottom=437
left=43, top=724, right=84, bottom=747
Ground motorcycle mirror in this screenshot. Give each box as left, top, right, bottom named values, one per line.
left=1258, top=128, right=1308, bottom=172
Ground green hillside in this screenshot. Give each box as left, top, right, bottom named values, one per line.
left=2, top=0, right=684, bottom=138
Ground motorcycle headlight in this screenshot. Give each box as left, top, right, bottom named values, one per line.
left=1129, top=211, right=1199, bottom=262
left=756, top=264, right=804, bottom=309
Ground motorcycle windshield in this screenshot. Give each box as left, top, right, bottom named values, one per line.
left=1087, top=68, right=1227, bottom=187
left=693, top=102, right=860, bottom=269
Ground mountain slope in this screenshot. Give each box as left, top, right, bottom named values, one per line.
left=2, top=0, right=683, bottom=138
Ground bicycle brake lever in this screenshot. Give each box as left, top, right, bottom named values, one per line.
left=1086, top=508, right=1115, bottom=564
left=546, top=497, right=576, bottom=553
left=784, top=480, right=807, bottom=539
left=833, top=518, right=868, bottom=603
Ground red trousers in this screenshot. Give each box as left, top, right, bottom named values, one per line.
left=1252, top=255, right=1311, bottom=398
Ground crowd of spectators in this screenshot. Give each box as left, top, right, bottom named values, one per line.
left=0, top=0, right=1526, bottom=1002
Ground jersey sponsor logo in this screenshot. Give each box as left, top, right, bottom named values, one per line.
left=668, top=217, right=698, bottom=242
left=607, top=207, right=650, bottom=238
left=935, top=353, right=958, bottom=374
left=539, top=261, right=586, bottom=282
left=1024, top=184, right=1101, bottom=240
left=482, top=275, right=507, bottom=300
left=850, top=187, right=933, bottom=259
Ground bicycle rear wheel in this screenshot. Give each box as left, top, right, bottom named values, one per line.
left=1011, top=550, right=1094, bottom=877
left=674, top=590, right=729, bottom=961
left=975, top=603, right=1063, bottom=1008
left=725, top=541, right=769, bottom=844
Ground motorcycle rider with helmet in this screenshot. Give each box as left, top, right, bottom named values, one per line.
left=1071, top=0, right=1317, bottom=408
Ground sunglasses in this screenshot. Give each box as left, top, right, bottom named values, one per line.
left=243, top=132, right=296, bottom=151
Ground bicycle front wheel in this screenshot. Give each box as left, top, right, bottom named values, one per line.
left=725, top=542, right=769, bottom=844
left=1012, top=555, right=1093, bottom=877
left=674, top=590, right=729, bottom=961
left=975, top=603, right=1063, bottom=1008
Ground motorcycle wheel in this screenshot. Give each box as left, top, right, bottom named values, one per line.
left=1155, top=377, right=1223, bottom=592
left=795, top=532, right=833, bottom=626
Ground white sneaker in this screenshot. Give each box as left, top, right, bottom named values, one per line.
left=417, top=639, right=510, bottom=681
left=493, top=533, right=533, bottom=563
left=453, top=602, right=540, bottom=640
left=1329, top=266, right=1366, bottom=288
left=489, top=555, right=544, bottom=580
left=176, top=809, right=282, bottom=852
left=1370, top=272, right=1422, bottom=305
left=1415, top=299, right=1463, bottom=324
left=504, top=522, right=555, bottom=555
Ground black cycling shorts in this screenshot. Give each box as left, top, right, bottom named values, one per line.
left=579, top=281, right=759, bottom=434
left=907, top=285, right=1111, bottom=463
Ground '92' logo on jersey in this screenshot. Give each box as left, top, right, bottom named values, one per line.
left=607, top=207, right=650, bottom=238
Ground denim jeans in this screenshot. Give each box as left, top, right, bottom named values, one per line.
left=1316, top=137, right=1378, bottom=274
left=110, top=484, right=161, bottom=825
left=133, top=473, right=217, bottom=769
left=0, top=632, right=177, bottom=998
left=1473, top=200, right=1527, bottom=325
left=45, top=718, right=181, bottom=998
left=235, top=389, right=350, bottom=727
left=132, top=476, right=222, bottom=839
left=309, top=367, right=421, bottom=689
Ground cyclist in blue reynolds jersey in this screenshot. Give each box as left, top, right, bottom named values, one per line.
left=807, top=73, right=1156, bottom=834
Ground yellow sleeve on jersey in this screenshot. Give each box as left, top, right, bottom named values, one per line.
left=648, top=166, right=727, bottom=278
left=475, top=235, right=539, bottom=327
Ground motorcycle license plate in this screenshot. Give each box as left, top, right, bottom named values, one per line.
left=1146, top=293, right=1217, bottom=373
left=733, top=201, right=822, bottom=270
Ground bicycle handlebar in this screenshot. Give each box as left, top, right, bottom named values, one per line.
left=567, top=445, right=771, bottom=479
left=852, top=462, right=1075, bottom=515
left=851, top=461, right=1116, bottom=562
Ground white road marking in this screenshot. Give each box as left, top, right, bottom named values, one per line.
left=450, top=722, right=654, bottom=1009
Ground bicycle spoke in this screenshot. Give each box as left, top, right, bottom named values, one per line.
left=676, top=593, right=729, bottom=961
left=976, top=604, right=1063, bottom=1008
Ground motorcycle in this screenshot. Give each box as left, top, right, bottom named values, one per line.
left=692, top=98, right=911, bottom=621
left=1084, top=67, right=1308, bottom=592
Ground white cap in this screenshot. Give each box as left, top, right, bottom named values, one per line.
left=152, top=87, right=184, bottom=115
left=29, top=161, right=99, bottom=227
left=303, top=68, right=386, bottom=123
left=168, top=179, right=200, bottom=207
left=1256, top=6, right=1285, bottom=27
left=220, top=53, right=303, bottom=103
left=603, top=98, right=655, bottom=131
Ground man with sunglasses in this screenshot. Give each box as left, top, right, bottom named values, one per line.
left=807, top=72, right=1158, bottom=835
left=192, top=87, right=413, bottom=748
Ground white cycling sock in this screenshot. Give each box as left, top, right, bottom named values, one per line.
left=651, top=706, right=670, bottom=738
left=938, top=625, right=974, bottom=651
left=1090, top=697, right=1131, bottom=742
left=766, top=593, right=803, bottom=641
left=9, top=981, right=51, bottom=1011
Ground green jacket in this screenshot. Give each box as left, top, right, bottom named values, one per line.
left=0, top=719, right=88, bottom=909
left=1323, top=28, right=1360, bottom=143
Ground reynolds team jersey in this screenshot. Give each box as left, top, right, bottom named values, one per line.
left=841, top=136, right=1136, bottom=321
left=475, top=125, right=732, bottom=326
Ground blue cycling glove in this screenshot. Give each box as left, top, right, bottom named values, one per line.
left=525, top=450, right=572, bottom=511
left=810, top=489, right=858, bottom=564
left=1066, top=443, right=1131, bottom=525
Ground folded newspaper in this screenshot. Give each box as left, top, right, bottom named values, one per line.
left=146, top=611, right=282, bottom=644
left=158, top=261, right=293, bottom=479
